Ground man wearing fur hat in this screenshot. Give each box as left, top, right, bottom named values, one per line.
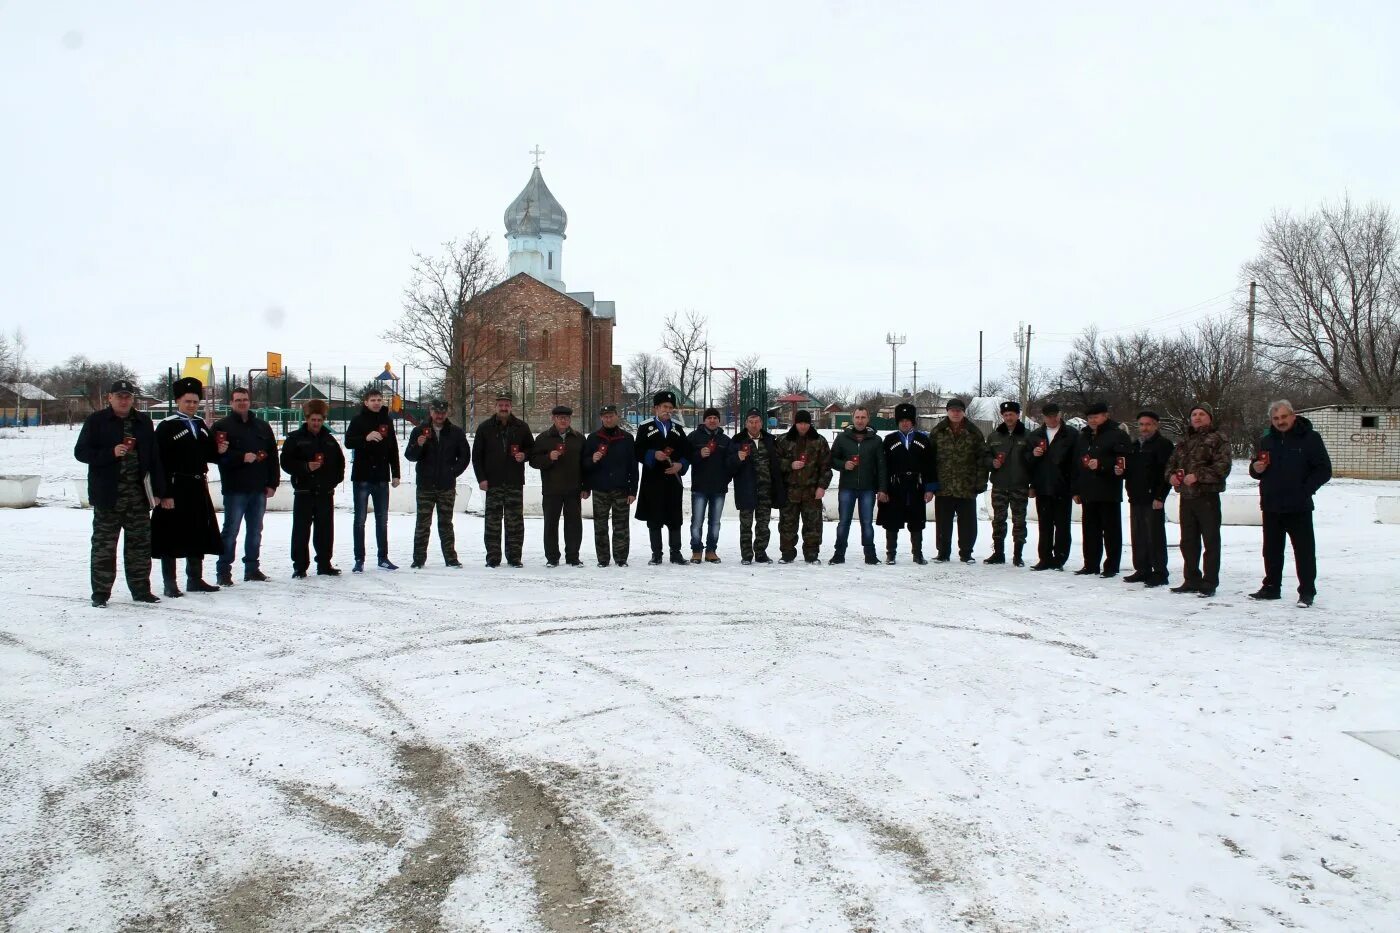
left=634, top=390, right=690, bottom=565
left=984, top=400, right=1032, bottom=566
left=876, top=402, right=936, bottom=564
left=151, top=376, right=223, bottom=597
left=472, top=391, right=534, bottom=568
left=1165, top=402, right=1232, bottom=598
left=280, top=398, right=346, bottom=577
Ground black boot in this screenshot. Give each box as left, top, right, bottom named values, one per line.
left=161, top=559, right=184, bottom=598
left=911, top=531, right=927, bottom=565
left=648, top=526, right=663, bottom=565
left=1012, top=544, right=1024, bottom=568
left=185, top=559, right=220, bottom=593
left=984, top=550, right=1006, bottom=565
left=829, top=549, right=846, bottom=565
left=884, top=531, right=898, bottom=565
left=669, top=550, right=688, bottom=565
left=863, top=546, right=879, bottom=565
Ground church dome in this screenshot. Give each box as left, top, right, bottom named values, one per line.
left=504, top=167, right=567, bottom=238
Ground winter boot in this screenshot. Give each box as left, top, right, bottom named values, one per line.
left=755, top=552, right=772, bottom=564
left=1249, top=587, right=1281, bottom=601
left=705, top=550, right=721, bottom=563
left=690, top=550, right=703, bottom=564
left=161, top=559, right=184, bottom=598
left=983, top=550, right=1006, bottom=565
left=863, top=546, right=879, bottom=565
left=186, top=576, right=220, bottom=593
left=911, top=531, right=927, bottom=565
left=1012, top=544, right=1025, bottom=568
left=829, top=549, right=846, bottom=565
left=244, top=568, right=269, bottom=582
left=216, top=570, right=235, bottom=587
left=352, top=560, right=365, bottom=573
left=884, top=530, right=898, bottom=565
left=669, top=550, right=688, bottom=565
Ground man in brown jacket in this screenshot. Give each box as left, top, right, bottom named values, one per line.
left=530, top=405, right=587, bottom=567
left=1165, top=402, right=1232, bottom=597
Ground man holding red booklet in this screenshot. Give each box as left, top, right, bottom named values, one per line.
left=634, top=390, right=690, bottom=565
left=583, top=405, right=638, bottom=567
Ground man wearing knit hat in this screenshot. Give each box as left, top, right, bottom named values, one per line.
left=775, top=410, right=831, bottom=563
left=688, top=407, right=732, bottom=563
left=1165, top=402, right=1233, bottom=597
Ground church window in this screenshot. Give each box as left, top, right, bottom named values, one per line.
left=518, top=321, right=528, bottom=357
left=548, top=251, right=553, bottom=270
left=542, top=329, right=550, bottom=357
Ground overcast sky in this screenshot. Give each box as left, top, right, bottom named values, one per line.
left=3, top=1, right=1398, bottom=397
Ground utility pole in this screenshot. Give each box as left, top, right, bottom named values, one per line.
left=885, top=332, right=906, bottom=394
left=1024, top=324, right=1033, bottom=408
left=912, top=361, right=918, bottom=395
left=804, top=368, right=810, bottom=394
left=1245, top=280, right=1257, bottom=376
left=977, top=331, right=984, bottom=397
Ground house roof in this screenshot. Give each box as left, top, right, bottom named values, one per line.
left=1, top=382, right=57, bottom=402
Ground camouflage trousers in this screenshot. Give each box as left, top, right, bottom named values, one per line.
left=990, top=486, right=1030, bottom=549
left=590, top=490, right=630, bottom=565
left=738, top=496, right=774, bottom=560
left=91, top=480, right=153, bottom=599
left=483, top=485, right=524, bottom=564
left=414, top=486, right=457, bottom=565
left=778, top=499, right=823, bottom=561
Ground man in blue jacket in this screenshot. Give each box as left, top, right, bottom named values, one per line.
left=1248, top=400, right=1332, bottom=607
left=582, top=404, right=638, bottom=567
left=74, top=379, right=165, bottom=606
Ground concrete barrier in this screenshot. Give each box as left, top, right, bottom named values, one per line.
left=208, top=480, right=475, bottom=514
left=0, top=475, right=41, bottom=508
left=1165, top=494, right=1261, bottom=526
left=1377, top=497, right=1400, bottom=524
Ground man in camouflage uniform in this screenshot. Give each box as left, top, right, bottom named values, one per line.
left=930, top=398, right=988, bottom=563
left=984, top=400, right=1033, bottom=566
left=1166, top=402, right=1233, bottom=598
left=582, top=405, right=637, bottom=566
left=472, top=391, right=534, bottom=568
left=74, top=379, right=164, bottom=606
left=731, top=408, right=786, bottom=564
left=775, top=410, right=831, bottom=563
left=405, top=399, right=470, bottom=568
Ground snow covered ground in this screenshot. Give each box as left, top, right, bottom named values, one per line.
left=2, top=425, right=1398, bottom=932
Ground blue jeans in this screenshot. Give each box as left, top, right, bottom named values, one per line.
left=353, top=481, right=391, bottom=562
left=218, top=490, right=267, bottom=576
left=690, top=491, right=725, bottom=552
left=836, top=488, right=876, bottom=553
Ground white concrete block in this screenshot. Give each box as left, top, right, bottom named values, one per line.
left=0, top=475, right=40, bottom=508
left=1220, top=496, right=1262, bottom=526
left=1376, top=497, right=1400, bottom=524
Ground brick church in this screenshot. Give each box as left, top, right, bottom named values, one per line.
left=462, top=164, right=621, bottom=429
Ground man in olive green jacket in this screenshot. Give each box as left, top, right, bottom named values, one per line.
left=829, top=407, right=888, bottom=565
left=931, top=398, right=988, bottom=562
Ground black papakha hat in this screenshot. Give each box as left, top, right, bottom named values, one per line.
left=653, top=390, right=677, bottom=407
left=171, top=377, right=203, bottom=399
left=999, top=400, right=1021, bottom=414
left=894, top=403, right=917, bottom=423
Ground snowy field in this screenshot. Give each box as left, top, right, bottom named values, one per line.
left=2, top=426, right=1399, bottom=932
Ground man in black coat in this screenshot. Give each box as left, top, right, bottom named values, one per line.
left=582, top=405, right=638, bottom=567
left=730, top=407, right=787, bottom=565
left=280, top=399, right=346, bottom=577
left=1248, top=400, right=1332, bottom=607
left=1072, top=401, right=1131, bottom=577
left=1026, top=402, right=1077, bottom=571
left=405, top=399, right=470, bottom=569
left=344, top=388, right=402, bottom=572
left=73, top=379, right=165, bottom=606
left=151, top=377, right=223, bottom=597
left=876, top=403, right=936, bottom=564
left=1123, top=410, right=1175, bottom=587
left=688, top=407, right=733, bottom=563
left=530, top=405, right=588, bottom=567
left=634, top=390, right=690, bottom=565
left=472, top=391, right=534, bottom=568
left=213, top=386, right=279, bottom=585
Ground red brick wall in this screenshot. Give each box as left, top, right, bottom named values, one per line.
left=462, top=274, right=616, bottom=431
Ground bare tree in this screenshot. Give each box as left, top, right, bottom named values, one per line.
left=779, top=375, right=807, bottom=396
left=1243, top=197, right=1400, bottom=404
left=38, top=354, right=138, bottom=410
left=660, top=310, right=708, bottom=403
left=383, top=232, right=506, bottom=421
left=1059, top=327, right=1175, bottom=415
left=623, top=352, right=674, bottom=408
left=812, top=384, right=852, bottom=409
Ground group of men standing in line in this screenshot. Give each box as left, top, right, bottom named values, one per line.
left=75, top=382, right=1332, bottom=610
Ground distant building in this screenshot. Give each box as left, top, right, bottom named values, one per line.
left=1297, top=405, right=1400, bottom=479
left=463, top=165, right=619, bottom=428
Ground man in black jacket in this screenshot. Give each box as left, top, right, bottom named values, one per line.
left=151, top=377, right=222, bottom=598
left=530, top=405, right=587, bottom=567
left=1124, top=410, right=1175, bottom=587
left=582, top=405, right=637, bottom=567
left=1248, top=400, right=1332, bottom=607
left=344, top=388, right=402, bottom=572
left=634, top=390, right=690, bottom=565
left=280, top=399, right=345, bottom=577
left=876, top=403, right=936, bottom=564
left=688, top=407, right=732, bottom=563
left=1072, top=401, right=1131, bottom=577
left=405, top=399, right=470, bottom=569
left=730, top=408, right=786, bottom=565
left=73, top=379, right=165, bottom=606
left=1026, top=403, right=1077, bottom=571
left=472, top=391, right=534, bottom=568
left=213, top=387, right=279, bottom=585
